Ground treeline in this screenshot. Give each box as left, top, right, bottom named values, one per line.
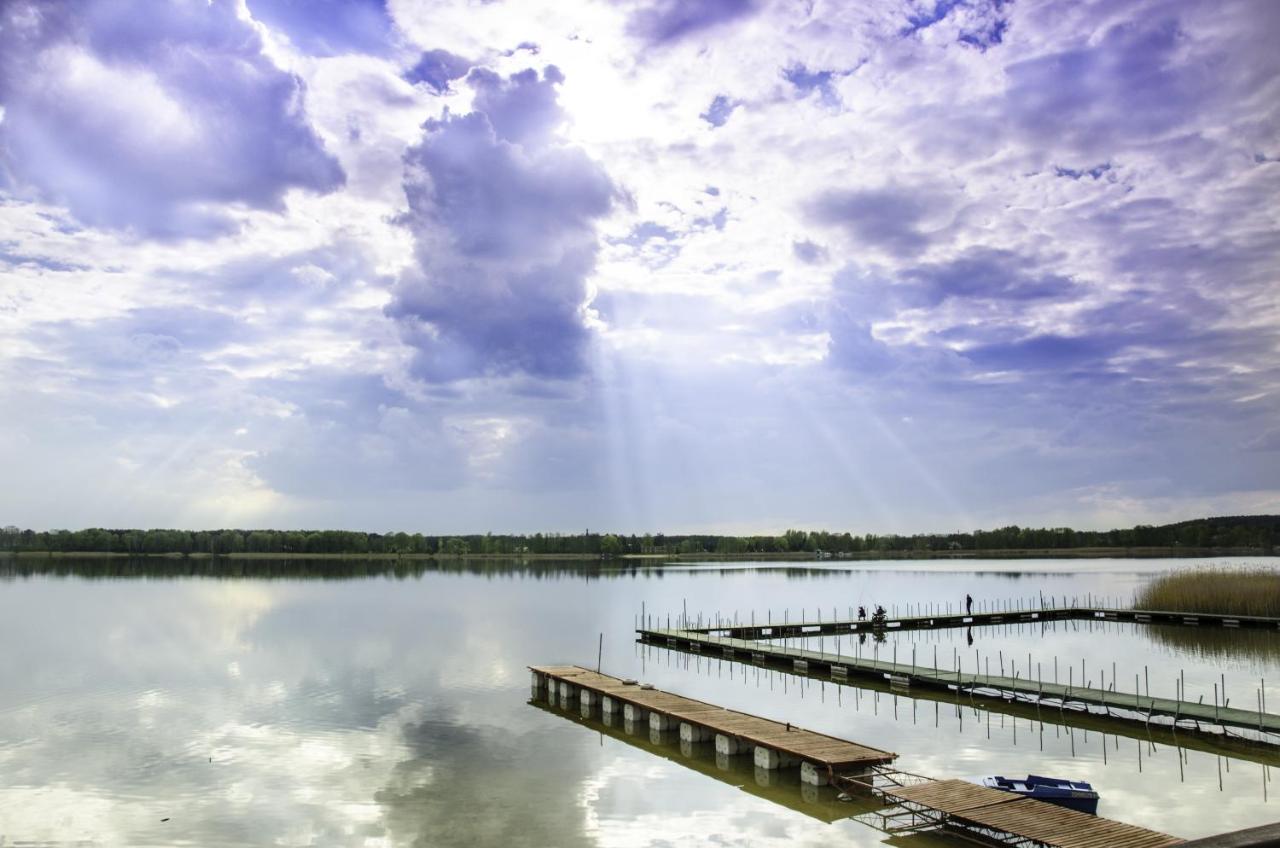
left=1, top=515, right=1275, bottom=557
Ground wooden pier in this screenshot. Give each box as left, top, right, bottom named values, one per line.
left=682, top=606, right=1280, bottom=641
left=532, top=665, right=1186, bottom=847
left=530, top=665, right=894, bottom=781
left=638, top=627, right=1280, bottom=737
left=856, top=776, right=1184, bottom=847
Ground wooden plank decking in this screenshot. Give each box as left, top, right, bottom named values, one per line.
left=684, top=606, right=1280, bottom=641
left=533, top=665, right=1188, bottom=847
left=638, top=628, right=1280, bottom=736
left=530, top=665, right=895, bottom=771
left=885, top=779, right=1184, bottom=847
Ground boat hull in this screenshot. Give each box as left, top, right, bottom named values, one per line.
left=978, top=774, right=1100, bottom=816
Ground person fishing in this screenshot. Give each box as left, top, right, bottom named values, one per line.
left=857, top=605, right=866, bottom=620
left=966, top=593, right=973, bottom=614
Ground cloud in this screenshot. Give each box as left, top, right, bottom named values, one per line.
left=0, top=0, right=344, bottom=238
left=1053, top=163, right=1112, bottom=181
left=901, top=0, right=1010, bottom=51
left=404, top=48, right=474, bottom=93
left=782, top=63, right=842, bottom=106
left=806, top=186, right=940, bottom=258
left=700, top=94, right=738, bottom=127
left=902, top=249, right=1076, bottom=305
left=248, top=0, right=394, bottom=56
left=2, top=0, right=1278, bottom=532
left=389, top=67, right=616, bottom=383
left=247, top=389, right=470, bottom=499
left=1004, top=18, right=1208, bottom=154
left=627, top=0, right=759, bottom=45
left=467, top=65, right=567, bottom=146
left=791, top=240, right=828, bottom=265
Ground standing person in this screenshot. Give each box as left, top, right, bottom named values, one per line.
left=965, top=593, right=973, bottom=614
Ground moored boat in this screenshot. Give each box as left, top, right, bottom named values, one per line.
left=974, top=774, right=1099, bottom=814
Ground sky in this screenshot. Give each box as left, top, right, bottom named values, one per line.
left=0, top=0, right=1277, bottom=535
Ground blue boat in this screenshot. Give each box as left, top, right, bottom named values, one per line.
left=978, top=774, right=1100, bottom=814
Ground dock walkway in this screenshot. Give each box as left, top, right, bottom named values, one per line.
left=533, top=664, right=1185, bottom=847
left=684, top=606, right=1280, bottom=641
left=530, top=665, right=894, bottom=778
left=868, top=778, right=1183, bottom=847
left=638, top=628, right=1280, bottom=736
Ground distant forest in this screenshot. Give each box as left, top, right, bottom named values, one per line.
left=1, top=515, right=1276, bottom=557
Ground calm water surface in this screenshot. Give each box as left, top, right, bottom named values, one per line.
left=1, top=556, right=1277, bottom=846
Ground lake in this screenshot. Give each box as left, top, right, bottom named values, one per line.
left=1, top=555, right=1277, bottom=846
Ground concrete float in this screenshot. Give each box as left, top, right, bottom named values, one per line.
left=715, top=734, right=742, bottom=755
left=680, top=722, right=712, bottom=743
left=800, top=761, right=828, bottom=786
left=754, top=745, right=799, bottom=770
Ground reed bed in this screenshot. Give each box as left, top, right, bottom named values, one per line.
left=1135, top=566, right=1280, bottom=617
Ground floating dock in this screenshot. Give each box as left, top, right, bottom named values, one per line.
left=533, top=665, right=1185, bottom=846
left=856, top=776, right=1184, bottom=847
left=530, top=665, right=894, bottom=783
left=682, top=606, right=1280, bottom=641
left=638, top=627, right=1280, bottom=737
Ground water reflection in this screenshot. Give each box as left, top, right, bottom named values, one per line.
left=376, top=705, right=597, bottom=848
left=1145, top=624, right=1280, bottom=664
left=0, top=555, right=1276, bottom=846
left=526, top=697, right=872, bottom=823
left=0, top=555, right=647, bottom=582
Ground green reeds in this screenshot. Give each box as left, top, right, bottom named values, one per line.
left=1135, top=566, right=1280, bottom=617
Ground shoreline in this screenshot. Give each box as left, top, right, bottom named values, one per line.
left=0, top=546, right=1271, bottom=562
